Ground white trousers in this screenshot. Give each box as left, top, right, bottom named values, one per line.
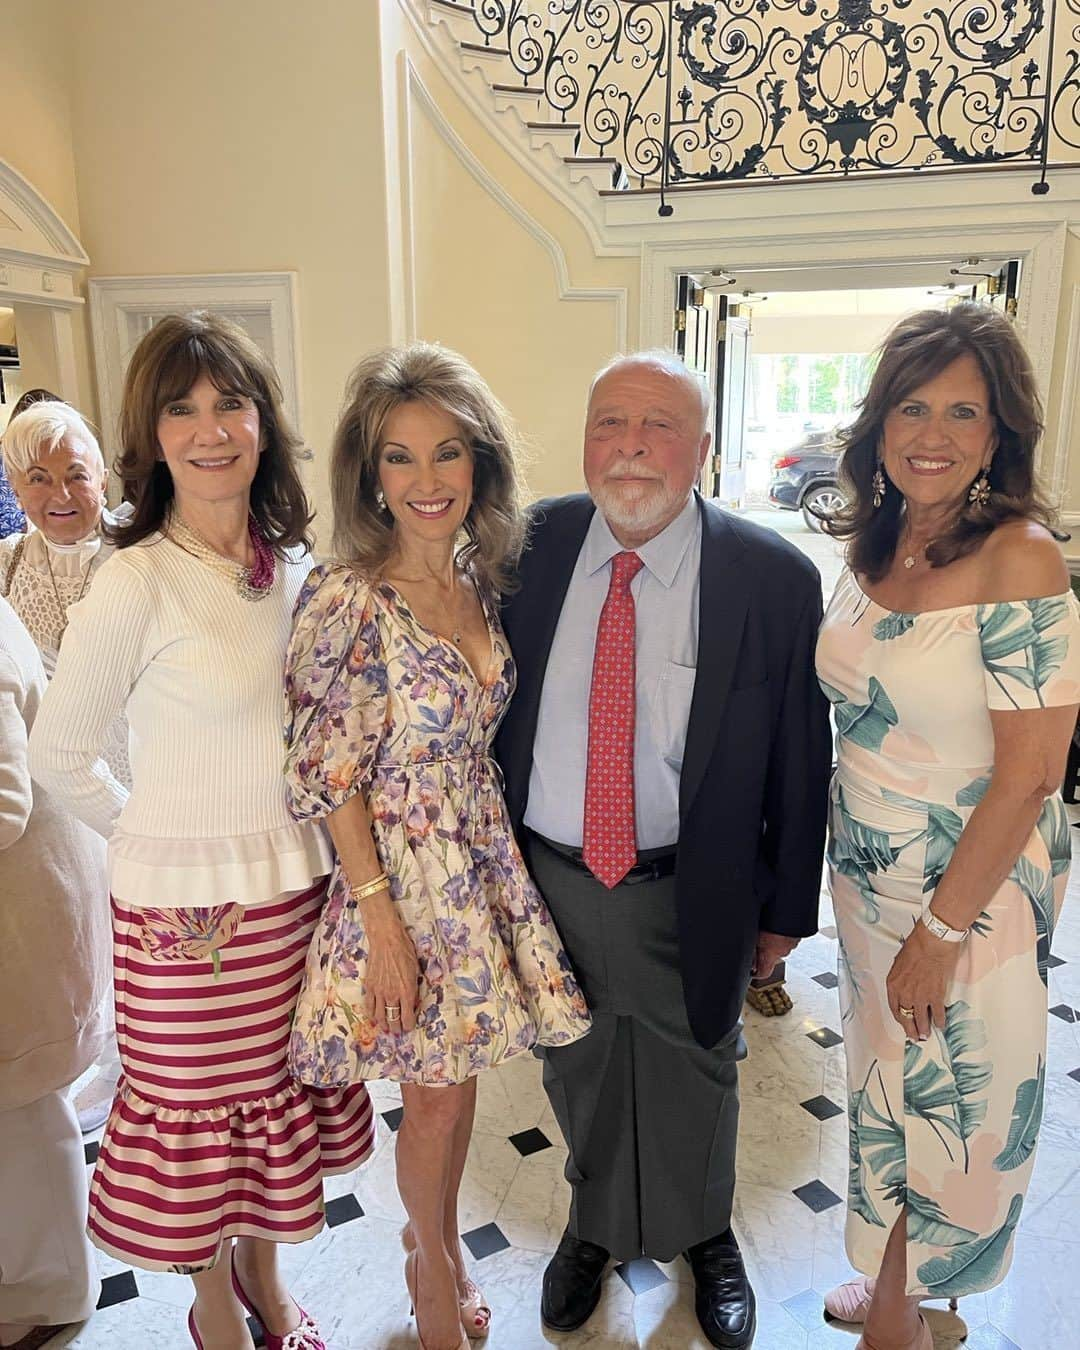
left=0, top=1089, right=100, bottom=1328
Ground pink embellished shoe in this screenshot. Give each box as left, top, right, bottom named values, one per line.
left=402, top=1224, right=491, bottom=1339
left=824, top=1276, right=960, bottom=1328
left=230, top=1250, right=326, bottom=1349
left=824, top=1275, right=877, bottom=1322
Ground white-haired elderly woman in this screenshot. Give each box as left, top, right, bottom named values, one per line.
left=0, top=400, right=128, bottom=1133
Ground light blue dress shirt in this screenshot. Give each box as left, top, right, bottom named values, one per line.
left=524, top=493, right=701, bottom=850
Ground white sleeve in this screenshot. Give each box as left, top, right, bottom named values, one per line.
left=0, top=650, right=32, bottom=850
left=29, top=554, right=152, bottom=838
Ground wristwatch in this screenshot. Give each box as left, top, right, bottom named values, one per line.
left=920, top=910, right=969, bottom=943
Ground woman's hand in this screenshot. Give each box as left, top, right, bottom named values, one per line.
left=885, top=922, right=963, bottom=1042
left=360, top=894, right=420, bottom=1034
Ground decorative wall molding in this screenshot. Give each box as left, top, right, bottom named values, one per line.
left=0, top=159, right=88, bottom=402
left=395, top=52, right=628, bottom=352
left=0, top=158, right=87, bottom=273
left=399, top=0, right=616, bottom=255
left=88, top=272, right=302, bottom=457
left=1052, top=283, right=1080, bottom=511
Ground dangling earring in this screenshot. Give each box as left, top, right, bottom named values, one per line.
left=968, top=470, right=991, bottom=507
left=872, top=465, right=886, bottom=509
left=374, top=488, right=387, bottom=511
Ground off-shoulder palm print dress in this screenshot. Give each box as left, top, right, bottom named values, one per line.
left=284, top=563, right=591, bottom=1087
left=816, top=569, right=1080, bottom=1298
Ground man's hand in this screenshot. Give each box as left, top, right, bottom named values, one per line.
left=752, top=931, right=800, bottom=979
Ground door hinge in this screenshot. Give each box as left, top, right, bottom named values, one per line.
left=675, top=308, right=687, bottom=332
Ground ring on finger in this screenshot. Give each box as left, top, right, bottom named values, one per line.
left=898, top=1005, right=915, bottom=1018
left=386, top=1005, right=402, bottom=1019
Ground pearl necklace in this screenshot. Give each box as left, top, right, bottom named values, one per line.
left=167, top=509, right=275, bottom=600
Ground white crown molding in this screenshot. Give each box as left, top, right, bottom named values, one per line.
left=88, top=272, right=302, bottom=460
left=398, top=52, right=627, bottom=351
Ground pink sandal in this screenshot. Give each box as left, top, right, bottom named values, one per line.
left=824, top=1276, right=959, bottom=1326
left=402, top=1224, right=491, bottom=1339
left=230, top=1250, right=326, bottom=1349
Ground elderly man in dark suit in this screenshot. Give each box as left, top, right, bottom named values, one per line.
left=494, top=351, right=832, bottom=1348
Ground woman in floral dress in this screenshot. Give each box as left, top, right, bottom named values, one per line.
left=285, top=343, right=590, bottom=1350
left=816, top=304, right=1080, bottom=1350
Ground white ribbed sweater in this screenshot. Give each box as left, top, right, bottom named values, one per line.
left=29, top=533, right=331, bottom=907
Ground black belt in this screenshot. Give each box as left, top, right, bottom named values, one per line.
left=528, top=832, right=677, bottom=886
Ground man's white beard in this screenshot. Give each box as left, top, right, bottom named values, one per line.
left=593, top=479, right=688, bottom=536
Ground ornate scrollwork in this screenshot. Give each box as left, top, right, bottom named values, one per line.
left=450, top=0, right=1079, bottom=204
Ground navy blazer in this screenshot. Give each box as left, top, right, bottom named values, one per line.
left=494, top=493, right=833, bottom=1048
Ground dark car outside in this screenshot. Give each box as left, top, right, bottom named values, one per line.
left=768, top=430, right=846, bottom=532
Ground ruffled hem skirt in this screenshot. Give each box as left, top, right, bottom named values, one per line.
left=88, top=883, right=375, bottom=1273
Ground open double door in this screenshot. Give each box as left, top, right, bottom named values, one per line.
left=673, top=261, right=1020, bottom=506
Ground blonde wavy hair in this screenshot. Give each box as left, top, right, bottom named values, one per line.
left=331, top=343, right=527, bottom=593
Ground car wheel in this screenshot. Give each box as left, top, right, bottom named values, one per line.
left=802, top=484, right=846, bottom=532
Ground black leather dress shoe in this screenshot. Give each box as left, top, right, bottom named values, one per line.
left=541, top=1229, right=610, bottom=1332
left=686, top=1231, right=757, bottom=1349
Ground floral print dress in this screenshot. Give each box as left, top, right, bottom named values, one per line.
left=816, top=569, right=1080, bottom=1298
left=284, top=563, right=591, bottom=1086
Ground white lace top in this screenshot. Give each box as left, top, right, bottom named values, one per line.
left=0, top=528, right=131, bottom=789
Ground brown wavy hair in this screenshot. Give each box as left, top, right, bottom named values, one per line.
left=330, top=343, right=526, bottom=594
left=107, top=311, right=312, bottom=552
left=825, top=303, right=1054, bottom=581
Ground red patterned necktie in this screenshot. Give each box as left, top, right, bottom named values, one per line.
left=582, top=550, right=644, bottom=888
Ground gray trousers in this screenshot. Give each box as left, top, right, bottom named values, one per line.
left=526, top=834, right=744, bottom=1264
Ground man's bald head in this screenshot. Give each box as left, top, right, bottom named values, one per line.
left=587, top=350, right=711, bottom=439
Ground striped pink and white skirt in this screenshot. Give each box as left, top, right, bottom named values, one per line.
left=88, top=881, right=375, bottom=1273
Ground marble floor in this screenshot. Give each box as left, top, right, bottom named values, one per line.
left=42, top=826, right=1080, bottom=1350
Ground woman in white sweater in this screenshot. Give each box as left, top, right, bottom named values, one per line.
left=30, top=312, right=374, bottom=1350
left=0, top=595, right=110, bottom=1350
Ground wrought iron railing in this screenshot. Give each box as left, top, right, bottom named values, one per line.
left=459, top=0, right=1080, bottom=213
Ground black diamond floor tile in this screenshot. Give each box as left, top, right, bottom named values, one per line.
left=615, top=1257, right=668, bottom=1295
left=1050, top=1003, right=1077, bottom=1023
left=97, top=1270, right=138, bottom=1308
left=806, top=1026, right=843, bottom=1049
left=84, top=1139, right=99, bottom=1166
left=325, top=1193, right=365, bottom=1227
left=792, top=1179, right=843, bottom=1213
left=812, top=971, right=839, bottom=989
left=382, top=1106, right=404, bottom=1132
left=508, top=1127, right=553, bottom=1157
left=462, top=1222, right=510, bottom=1260
left=1048, top=954, right=1067, bottom=969
left=1069, top=1067, right=1080, bottom=1084
left=800, top=1094, right=844, bottom=1121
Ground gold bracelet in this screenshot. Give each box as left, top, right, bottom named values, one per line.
left=350, top=872, right=389, bottom=903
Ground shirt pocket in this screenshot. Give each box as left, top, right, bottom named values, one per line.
left=652, top=661, right=697, bottom=772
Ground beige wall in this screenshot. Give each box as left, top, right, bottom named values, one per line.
left=64, top=0, right=393, bottom=533
left=4, top=0, right=80, bottom=230
left=390, top=11, right=639, bottom=498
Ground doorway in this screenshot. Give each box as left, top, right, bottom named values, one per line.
left=673, top=260, right=1021, bottom=592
